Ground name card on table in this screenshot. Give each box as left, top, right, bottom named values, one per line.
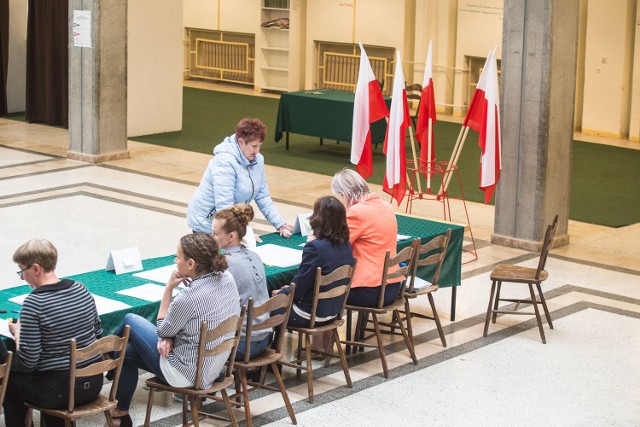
left=292, top=212, right=312, bottom=237
left=106, top=247, right=143, bottom=275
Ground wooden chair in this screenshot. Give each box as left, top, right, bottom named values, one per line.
left=230, top=288, right=297, bottom=426
left=280, top=261, right=357, bottom=403
left=342, top=246, right=416, bottom=378
left=24, top=326, right=131, bottom=427
left=405, top=83, right=423, bottom=129
left=0, top=351, right=13, bottom=407
left=402, top=230, right=452, bottom=348
left=143, top=309, right=246, bottom=427
left=483, top=215, right=559, bottom=343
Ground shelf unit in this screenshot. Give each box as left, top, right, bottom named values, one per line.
left=258, top=0, right=291, bottom=92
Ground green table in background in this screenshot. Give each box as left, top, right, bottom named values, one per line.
left=0, top=214, right=464, bottom=343
left=274, top=89, right=390, bottom=150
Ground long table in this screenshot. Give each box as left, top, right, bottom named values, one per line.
left=1, top=215, right=463, bottom=341
left=274, top=89, right=390, bottom=150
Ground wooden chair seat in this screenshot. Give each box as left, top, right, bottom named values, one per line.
left=491, top=264, right=548, bottom=282
left=483, top=215, right=559, bottom=344
left=26, top=394, right=118, bottom=422
left=233, top=347, right=281, bottom=370
left=145, top=375, right=235, bottom=396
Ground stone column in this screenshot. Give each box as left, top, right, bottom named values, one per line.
left=493, top=0, right=579, bottom=250
left=68, top=0, right=129, bottom=163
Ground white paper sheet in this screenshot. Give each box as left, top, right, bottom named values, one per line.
left=132, top=264, right=176, bottom=284
left=406, top=275, right=433, bottom=290
left=8, top=294, right=28, bottom=305
left=116, top=283, right=182, bottom=302
left=253, top=244, right=303, bottom=268
left=397, top=234, right=412, bottom=241
left=0, top=319, right=13, bottom=339
left=91, top=294, right=131, bottom=315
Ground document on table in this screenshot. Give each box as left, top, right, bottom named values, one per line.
left=253, top=244, right=303, bottom=268
left=132, top=264, right=176, bottom=284
left=397, top=234, right=412, bottom=241
left=9, top=294, right=28, bottom=305
left=0, top=319, right=13, bottom=339
left=91, top=294, right=131, bottom=315
left=116, top=283, right=183, bottom=302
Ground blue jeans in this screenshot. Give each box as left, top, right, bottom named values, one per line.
left=235, top=333, right=273, bottom=361
left=114, top=313, right=166, bottom=411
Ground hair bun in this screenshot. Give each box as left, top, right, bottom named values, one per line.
left=232, top=204, right=254, bottom=226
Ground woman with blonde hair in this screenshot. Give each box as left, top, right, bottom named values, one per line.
left=213, top=204, right=272, bottom=360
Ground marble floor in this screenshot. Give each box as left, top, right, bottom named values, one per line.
left=1, top=107, right=639, bottom=427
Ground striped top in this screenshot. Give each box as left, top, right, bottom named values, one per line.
left=18, top=279, right=102, bottom=371
left=157, top=270, right=240, bottom=389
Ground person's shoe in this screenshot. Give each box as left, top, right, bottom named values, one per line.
left=173, top=392, right=184, bottom=403
left=111, top=413, right=132, bottom=427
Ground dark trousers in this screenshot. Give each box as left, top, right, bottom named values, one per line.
left=346, top=282, right=402, bottom=307
left=3, top=369, right=103, bottom=427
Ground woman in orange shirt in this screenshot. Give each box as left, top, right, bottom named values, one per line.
left=331, top=169, right=401, bottom=307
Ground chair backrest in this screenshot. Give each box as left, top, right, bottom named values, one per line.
left=242, top=285, right=295, bottom=363
left=67, top=325, right=130, bottom=413
left=0, top=350, right=13, bottom=407
left=307, top=259, right=357, bottom=328
left=377, top=245, right=414, bottom=308
left=408, top=229, right=452, bottom=293
left=535, top=215, right=559, bottom=279
left=405, top=83, right=422, bottom=103
left=194, top=306, right=246, bottom=389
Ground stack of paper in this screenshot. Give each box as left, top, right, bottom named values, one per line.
left=253, top=244, right=303, bottom=268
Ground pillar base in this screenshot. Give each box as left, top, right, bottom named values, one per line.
left=67, top=150, right=130, bottom=163
left=491, top=232, right=569, bottom=251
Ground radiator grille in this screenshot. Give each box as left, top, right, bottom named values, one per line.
left=187, top=28, right=255, bottom=86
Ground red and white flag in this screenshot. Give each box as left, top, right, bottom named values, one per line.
left=416, top=40, right=437, bottom=171
left=350, top=42, right=389, bottom=178
left=463, top=48, right=501, bottom=204
left=383, top=50, right=410, bottom=205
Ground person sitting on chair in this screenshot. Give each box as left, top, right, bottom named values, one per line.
left=3, top=239, right=103, bottom=427
left=108, top=233, right=241, bottom=427
left=213, top=204, right=272, bottom=360
left=331, top=168, right=402, bottom=307
left=274, top=196, right=354, bottom=351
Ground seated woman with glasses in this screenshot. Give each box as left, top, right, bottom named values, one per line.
left=212, top=204, right=272, bottom=360
left=3, top=239, right=103, bottom=427
left=108, top=233, right=241, bottom=427
left=273, top=195, right=354, bottom=352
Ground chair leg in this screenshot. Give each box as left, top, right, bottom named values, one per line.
left=271, top=362, right=297, bottom=424
left=104, top=410, right=115, bottom=427
left=492, top=281, right=502, bottom=323
left=189, top=395, right=200, bottom=427
left=370, top=315, right=389, bottom=378
left=220, top=389, right=239, bottom=427
left=25, top=408, right=33, bottom=427
left=305, top=333, right=314, bottom=403
left=332, top=328, right=352, bottom=388
left=393, top=309, right=417, bottom=364
left=403, top=299, right=414, bottom=346
left=238, top=367, right=252, bottom=427
left=182, top=393, right=188, bottom=426
left=296, top=332, right=303, bottom=379
left=427, top=293, right=447, bottom=347
left=483, top=280, right=497, bottom=337
left=536, top=283, right=554, bottom=329
left=528, top=283, right=546, bottom=344
left=144, top=387, right=155, bottom=427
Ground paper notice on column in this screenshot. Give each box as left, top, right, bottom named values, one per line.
left=253, top=244, right=303, bottom=268
left=73, top=10, right=92, bottom=48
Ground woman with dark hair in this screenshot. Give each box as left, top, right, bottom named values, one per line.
left=186, top=117, right=292, bottom=238
left=213, top=204, right=272, bottom=360
left=108, top=233, right=240, bottom=427
left=275, top=196, right=354, bottom=350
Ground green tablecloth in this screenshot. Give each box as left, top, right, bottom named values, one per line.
left=274, top=89, right=390, bottom=146
left=1, top=215, right=463, bottom=338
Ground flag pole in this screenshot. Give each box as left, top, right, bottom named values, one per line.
left=441, top=125, right=470, bottom=195
left=427, top=117, right=433, bottom=191
left=407, top=125, right=423, bottom=194
left=438, top=124, right=466, bottom=195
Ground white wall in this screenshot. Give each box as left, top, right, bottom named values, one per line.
left=630, top=2, right=640, bottom=142
left=184, top=0, right=218, bottom=30
left=127, top=0, right=183, bottom=137
left=7, top=0, right=27, bottom=113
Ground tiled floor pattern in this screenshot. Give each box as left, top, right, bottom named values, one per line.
left=1, top=112, right=639, bottom=426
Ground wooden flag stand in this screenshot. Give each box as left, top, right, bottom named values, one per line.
left=404, top=123, right=478, bottom=263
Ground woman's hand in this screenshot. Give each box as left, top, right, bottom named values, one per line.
left=278, top=224, right=293, bottom=239
left=157, top=337, right=174, bottom=357
left=167, top=270, right=190, bottom=289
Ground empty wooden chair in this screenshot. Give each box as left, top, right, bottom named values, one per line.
left=143, top=309, right=246, bottom=427
left=281, top=261, right=357, bottom=403
left=24, top=326, right=130, bottom=427
left=483, top=215, right=559, bottom=343
left=342, top=246, right=416, bottom=378
left=231, top=289, right=297, bottom=426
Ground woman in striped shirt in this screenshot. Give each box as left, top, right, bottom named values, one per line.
left=3, top=239, right=103, bottom=427
left=109, top=233, right=241, bottom=427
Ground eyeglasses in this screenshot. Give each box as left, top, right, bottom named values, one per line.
left=17, top=265, right=33, bottom=279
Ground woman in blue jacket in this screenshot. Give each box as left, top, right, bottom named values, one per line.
left=186, top=117, right=292, bottom=237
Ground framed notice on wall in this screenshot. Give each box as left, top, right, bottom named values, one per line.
left=73, top=10, right=92, bottom=48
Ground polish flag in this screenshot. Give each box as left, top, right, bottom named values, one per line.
left=463, top=49, right=501, bottom=204
left=350, top=42, right=389, bottom=178
left=383, top=51, right=410, bottom=205
left=416, top=40, right=437, bottom=172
